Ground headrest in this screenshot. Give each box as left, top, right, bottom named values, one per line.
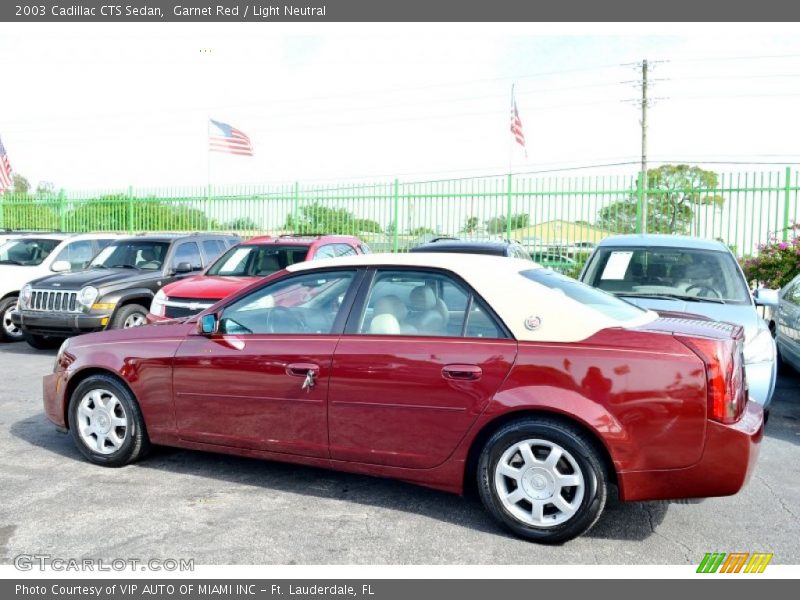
left=369, top=313, right=401, bottom=335
left=374, top=294, right=408, bottom=320
left=409, top=285, right=436, bottom=310
left=686, top=264, right=712, bottom=279
left=140, top=248, right=156, bottom=261
left=256, top=254, right=281, bottom=275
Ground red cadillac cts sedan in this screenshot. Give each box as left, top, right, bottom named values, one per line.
left=43, top=253, right=763, bottom=543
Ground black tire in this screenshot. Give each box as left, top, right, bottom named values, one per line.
left=110, top=304, right=148, bottom=330
left=477, top=417, right=608, bottom=543
left=0, top=296, right=22, bottom=342
left=22, top=332, right=64, bottom=350
left=67, top=374, right=151, bottom=467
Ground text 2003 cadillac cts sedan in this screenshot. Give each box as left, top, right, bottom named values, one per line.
left=43, top=253, right=763, bottom=543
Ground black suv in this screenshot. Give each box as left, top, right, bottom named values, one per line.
left=411, top=238, right=532, bottom=260
left=14, top=233, right=239, bottom=348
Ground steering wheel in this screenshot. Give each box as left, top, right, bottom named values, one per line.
left=685, top=284, right=722, bottom=299
left=265, top=306, right=306, bottom=333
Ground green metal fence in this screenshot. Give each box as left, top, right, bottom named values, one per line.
left=1, top=169, right=798, bottom=259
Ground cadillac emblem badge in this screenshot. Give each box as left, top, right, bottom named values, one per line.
left=524, top=315, right=542, bottom=331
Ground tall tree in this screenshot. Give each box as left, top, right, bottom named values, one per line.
left=11, top=174, right=30, bottom=195
left=284, top=203, right=382, bottom=235
left=597, top=164, right=724, bottom=235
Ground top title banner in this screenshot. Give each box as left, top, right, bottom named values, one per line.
left=3, top=0, right=800, bottom=22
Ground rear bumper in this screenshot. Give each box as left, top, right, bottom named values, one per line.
left=15, top=310, right=110, bottom=337
left=43, top=371, right=68, bottom=429
left=618, top=400, right=764, bottom=502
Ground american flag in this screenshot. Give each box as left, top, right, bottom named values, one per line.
left=0, top=135, right=13, bottom=193
left=510, top=85, right=527, bottom=156
left=208, top=119, right=254, bottom=156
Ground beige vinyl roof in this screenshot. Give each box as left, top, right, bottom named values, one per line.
left=287, top=253, right=656, bottom=343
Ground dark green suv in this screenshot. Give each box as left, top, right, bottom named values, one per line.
left=14, top=233, right=239, bottom=348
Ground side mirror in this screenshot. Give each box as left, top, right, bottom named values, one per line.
left=174, top=262, right=193, bottom=274
left=198, top=313, right=218, bottom=335
left=51, top=260, right=72, bottom=273
left=754, top=288, right=779, bottom=307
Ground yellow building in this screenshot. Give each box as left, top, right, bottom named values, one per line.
left=510, top=219, right=612, bottom=247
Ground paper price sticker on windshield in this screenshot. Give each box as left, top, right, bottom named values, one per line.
left=601, top=251, right=634, bottom=280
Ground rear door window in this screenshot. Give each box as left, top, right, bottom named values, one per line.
left=202, top=239, right=226, bottom=262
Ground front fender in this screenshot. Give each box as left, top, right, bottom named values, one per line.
left=60, top=327, right=188, bottom=440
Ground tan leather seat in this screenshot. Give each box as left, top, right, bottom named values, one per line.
left=369, top=313, right=401, bottom=335
left=407, top=286, right=446, bottom=334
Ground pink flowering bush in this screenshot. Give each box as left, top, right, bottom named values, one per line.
left=741, top=225, right=800, bottom=289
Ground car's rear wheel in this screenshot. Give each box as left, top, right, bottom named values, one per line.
left=22, top=332, right=63, bottom=350
left=67, top=374, right=150, bottom=467
left=477, top=418, right=607, bottom=543
left=0, top=296, right=22, bottom=342
left=111, top=304, right=148, bottom=330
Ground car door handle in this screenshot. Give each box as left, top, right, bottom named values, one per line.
left=442, top=364, right=482, bottom=381
left=286, top=363, right=319, bottom=377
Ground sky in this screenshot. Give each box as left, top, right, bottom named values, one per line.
left=2, top=23, right=800, bottom=191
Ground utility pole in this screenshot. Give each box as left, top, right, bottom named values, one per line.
left=640, top=59, right=648, bottom=234
left=623, top=59, right=666, bottom=235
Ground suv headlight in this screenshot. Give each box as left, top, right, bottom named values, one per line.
left=77, top=286, right=99, bottom=310
left=150, top=288, right=167, bottom=317
left=20, top=284, right=32, bottom=308
left=743, top=328, right=776, bottom=365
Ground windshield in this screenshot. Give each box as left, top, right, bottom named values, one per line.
left=0, top=238, right=61, bottom=266
left=521, top=268, right=647, bottom=322
left=89, top=241, right=170, bottom=271
left=581, top=246, right=751, bottom=304
left=206, top=244, right=309, bottom=277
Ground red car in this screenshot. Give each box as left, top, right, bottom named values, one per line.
left=148, top=234, right=369, bottom=321
left=43, top=253, right=763, bottom=543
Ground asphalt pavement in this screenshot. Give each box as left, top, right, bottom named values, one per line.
left=0, top=341, right=798, bottom=565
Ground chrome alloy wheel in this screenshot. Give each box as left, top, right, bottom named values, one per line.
left=123, top=312, right=146, bottom=328
left=2, top=305, right=21, bottom=338
left=76, top=389, right=129, bottom=454
left=494, top=438, right=585, bottom=527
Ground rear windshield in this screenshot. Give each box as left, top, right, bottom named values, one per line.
left=581, top=246, right=751, bottom=304
left=207, top=245, right=309, bottom=277
left=521, top=268, right=647, bottom=322
left=0, top=238, right=61, bottom=266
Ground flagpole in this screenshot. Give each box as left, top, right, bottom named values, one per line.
left=508, top=83, right=514, bottom=177
left=206, top=115, right=212, bottom=232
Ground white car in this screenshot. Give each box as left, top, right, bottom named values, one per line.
left=0, top=233, right=119, bottom=342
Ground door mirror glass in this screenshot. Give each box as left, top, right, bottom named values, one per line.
left=754, top=288, right=779, bottom=307
left=199, top=313, right=218, bottom=335
left=51, top=260, right=71, bottom=273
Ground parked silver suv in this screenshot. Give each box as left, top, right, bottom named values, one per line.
left=579, top=234, right=778, bottom=409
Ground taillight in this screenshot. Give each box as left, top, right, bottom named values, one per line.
left=677, top=335, right=746, bottom=424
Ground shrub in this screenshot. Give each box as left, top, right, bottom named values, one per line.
left=741, top=226, right=800, bottom=289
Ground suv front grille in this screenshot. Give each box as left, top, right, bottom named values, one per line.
left=28, top=290, right=80, bottom=313
left=163, top=297, right=215, bottom=319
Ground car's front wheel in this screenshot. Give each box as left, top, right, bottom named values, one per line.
left=477, top=417, right=608, bottom=543
left=67, top=374, right=150, bottom=467
left=110, top=304, right=149, bottom=330
left=0, top=296, right=22, bottom=342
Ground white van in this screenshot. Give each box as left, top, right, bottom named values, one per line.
left=0, top=233, right=119, bottom=342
